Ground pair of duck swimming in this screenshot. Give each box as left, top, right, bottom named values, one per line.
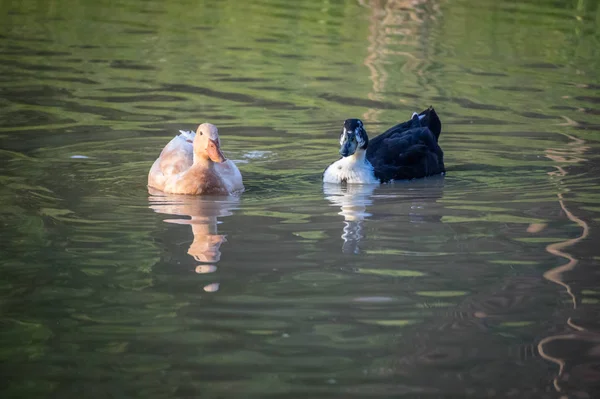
left=148, top=107, right=445, bottom=195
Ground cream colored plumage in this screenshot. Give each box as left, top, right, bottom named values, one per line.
left=148, top=123, right=244, bottom=195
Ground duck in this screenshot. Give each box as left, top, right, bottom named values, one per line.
left=148, top=123, right=244, bottom=195
left=323, top=107, right=444, bottom=184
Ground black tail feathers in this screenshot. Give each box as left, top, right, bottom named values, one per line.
left=418, top=106, right=442, bottom=141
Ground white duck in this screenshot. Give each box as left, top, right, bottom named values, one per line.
left=148, top=123, right=244, bottom=195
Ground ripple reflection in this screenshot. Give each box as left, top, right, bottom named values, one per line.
left=324, top=183, right=376, bottom=254
left=148, top=189, right=239, bottom=291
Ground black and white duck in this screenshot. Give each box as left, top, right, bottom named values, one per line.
left=323, top=107, right=445, bottom=184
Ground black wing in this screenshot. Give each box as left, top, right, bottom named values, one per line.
left=366, top=107, right=445, bottom=183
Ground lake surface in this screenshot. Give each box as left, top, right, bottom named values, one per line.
left=1, top=0, right=600, bottom=397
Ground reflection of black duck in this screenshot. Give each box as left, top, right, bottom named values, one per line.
left=323, top=107, right=445, bottom=184
left=324, top=179, right=445, bottom=254
left=324, top=184, right=375, bottom=254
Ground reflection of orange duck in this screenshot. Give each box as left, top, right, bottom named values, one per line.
left=149, top=189, right=239, bottom=275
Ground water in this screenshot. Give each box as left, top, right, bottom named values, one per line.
left=1, top=0, right=600, bottom=397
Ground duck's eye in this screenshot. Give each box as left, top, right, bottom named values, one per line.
left=199, top=130, right=203, bottom=136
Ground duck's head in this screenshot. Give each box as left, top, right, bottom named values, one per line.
left=339, top=119, right=368, bottom=157
left=194, top=123, right=226, bottom=163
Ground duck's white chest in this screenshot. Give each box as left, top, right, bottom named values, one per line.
left=323, top=156, right=379, bottom=184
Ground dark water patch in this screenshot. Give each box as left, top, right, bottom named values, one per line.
left=215, top=77, right=270, bottom=83
left=0, top=85, right=74, bottom=104
left=122, top=29, right=157, bottom=35
left=83, top=94, right=188, bottom=103
left=518, top=112, right=558, bottom=120
left=65, top=58, right=83, bottom=63
left=89, top=59, right=107, bottom=63
left=226, top=46, right=252, bottom=51
left=580, top=108, right=600, bottom=116
left=162, top=83, right=299, bottom=109
left=2, top=87, right=172, bottom=122
left=274, top=52, right=305, bottom=60
left=137, top=123, right=248, bottom=141
left=162, top=83, right=259, bottom=102
left=494, top=86, right=544, bottom=93
left=142, top=109, right=238, bottom=121
left=262, top=32, right=295, bottom=41
left=319, top=93, right=398, bottom=109
left=28, top=50, right=71, bottom=56
left=239, top=100, right=313, bottom=111
left=464, top=69, right=508, bottom=77
left=383, top=91, right=421, bottom=100
left=314, top=76, right=344, bottom=82
left=69, top=44, right=100, bottom=49
left=255, top=37, right=278, bottom=43
left=0, top=71, right=32, bottom=81
left=134, top=105, right=182, bottom=111
left=110, top=60, right=157, bottom=70
left=53, top=77, right=99, bottom=85
left=1, top=124, right=112, bottom=153
left=551, top=105, right=577, bottom=111
left=219, top=125, right=289, bottom=138
left=3, top=35, right=53, bottom=43
left=2, top=44, right=28, bottom=51
left=452, top=98, right=510, bottom=111
left=575, top=96, right=600, bottom=104
left=89, top=17, right=155, bottom=29
left=0, top=59, right=82, bottom=73
left=0, top=49, right=72, bottom=57
left=112, top=77, right=155, bottom=84
left=577, top=83, right=600, bottom=90
left=523, top=62, right=563, bottom=69
left=99, top=87, right=159, bottom=93
left=192, top=26, right=212, bottom=31
left=254, top=85, right=288, bottom=91
left=2, top=110, right=76, bottom=127
left=574, top=123, right=600, bottom=132
left=139, top=9, right=164, bottom=15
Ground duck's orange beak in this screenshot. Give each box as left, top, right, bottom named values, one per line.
left=207, top=139, right=226, bottom=163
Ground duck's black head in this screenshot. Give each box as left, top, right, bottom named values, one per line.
left=339, top=119, right=368, bottom=157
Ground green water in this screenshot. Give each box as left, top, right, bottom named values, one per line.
left=1, top=0, right=600, bottom=397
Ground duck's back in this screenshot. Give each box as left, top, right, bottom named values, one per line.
left=366, top=107, right=445, bottom=183
left=148, top=132, right=194, bottom=191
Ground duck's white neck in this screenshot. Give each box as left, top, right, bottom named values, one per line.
left=323, top=148, right=379, bottom=184
left=347, top=148, right=367, bottom=163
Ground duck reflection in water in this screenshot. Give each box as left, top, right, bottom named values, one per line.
left=324, top=183, right=376, bottom=254
left=148, top=188, right=239, bottom=292
left=324, top=178, right=445, bottom=254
